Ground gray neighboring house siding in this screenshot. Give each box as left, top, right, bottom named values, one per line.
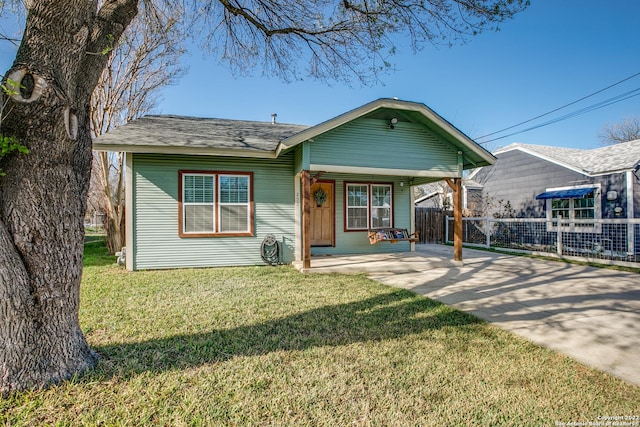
left=469, top=141, right=640, bottom=220
left=471, top=149, right=585, bottom=217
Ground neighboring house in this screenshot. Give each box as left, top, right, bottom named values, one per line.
left=414, top=183, right=451, bottom=209
left=93, top=98, right=495, bottom=271
left=467, top=141, right=640, bottom=220
left=415, top=179, right=483, bottom=211
left=464, top=141, right=640, bottom=254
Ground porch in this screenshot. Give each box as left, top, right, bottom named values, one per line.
left=293, top=244, right=461, bottom=274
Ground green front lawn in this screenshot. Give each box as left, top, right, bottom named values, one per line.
left=2, top=238, right=638, bottom=425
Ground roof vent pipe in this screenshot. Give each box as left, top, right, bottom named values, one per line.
left=271, top=113, right=277, bottom=124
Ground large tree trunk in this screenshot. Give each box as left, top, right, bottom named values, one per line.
left=0, top=0, right=137, bottom=392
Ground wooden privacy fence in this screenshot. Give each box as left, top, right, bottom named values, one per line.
left=415, top=208, right=451, bottom=244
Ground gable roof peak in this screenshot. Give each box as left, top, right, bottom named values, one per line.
left=277, top=98, right=496, bottom=168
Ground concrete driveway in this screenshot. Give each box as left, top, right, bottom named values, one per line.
left=370, top=244, right=640, bottom=387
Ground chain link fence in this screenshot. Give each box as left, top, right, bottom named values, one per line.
left=446, top=216, right=640, bottom=266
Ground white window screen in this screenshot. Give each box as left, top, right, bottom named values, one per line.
left=219, top=175, right=250, bottom=232
left=183, top=175, right=214, bottom=233
left=371, top=185, right=392, bottom=228
left=346, top=184, right=369, bottom=230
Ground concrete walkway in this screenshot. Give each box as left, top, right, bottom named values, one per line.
left=370, top=244, right=640, bottom=387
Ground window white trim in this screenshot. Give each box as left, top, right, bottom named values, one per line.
left=182, top=173, right=215, bottom=234
left=179, top=171, right=254, bottom=237
left=217, top=174, right=251, bottom=233
left=345, top=182, right=393, bottom=231
left=545, top=184, right=601, bottom=233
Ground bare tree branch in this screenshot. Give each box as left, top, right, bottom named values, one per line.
left=89, top=0, right=186, bottom=253
left=599, top=115, right=640, bottom=145
left=191, top=0, right=529, bottom=84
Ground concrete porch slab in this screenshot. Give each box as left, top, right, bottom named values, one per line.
left=292, top=249, right=461, bottom=274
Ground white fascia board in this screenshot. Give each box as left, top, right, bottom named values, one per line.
left=466, top=167, right=482, bottom=180
left=309, top=164, right=459, bottom=178
left=279, top=100, right=389, bottom=149
left=496, top=145, right=589, bottom=176
left=275, top=141, right=293, bottom=157
left=415, top=191, right=442, bottom=204
left=587, top=168, right=632, bottom=177
left=93, top=144, right=278, bottom=159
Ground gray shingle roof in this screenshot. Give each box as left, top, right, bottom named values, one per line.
left=93, top=115, right=310, bottom=154
left=496, top=139, right=640, bottom=174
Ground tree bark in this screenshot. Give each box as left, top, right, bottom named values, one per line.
left=0, top=0, right=137, bottom=392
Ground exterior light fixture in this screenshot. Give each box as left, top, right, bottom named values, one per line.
left=389, top=117, right=398, bottom=129
left=633, top=164, right=640, bottom=182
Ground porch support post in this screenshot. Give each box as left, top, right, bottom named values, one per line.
left=445, top=177, right=463, bottom=262
left=453, top=177, right=463, bottom=261
left=301, top=170, right=311, bottom=269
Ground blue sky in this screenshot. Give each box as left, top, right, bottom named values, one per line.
left=2, top=1, right=639, bottom=151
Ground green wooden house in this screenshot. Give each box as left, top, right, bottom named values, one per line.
left=93, top=98, right=495, bottom=271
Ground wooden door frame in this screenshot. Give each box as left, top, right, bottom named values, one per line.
left=310, top=180, right=336, bottom=247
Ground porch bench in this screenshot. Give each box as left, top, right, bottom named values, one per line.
left=368, top=228, right=419, bottom=245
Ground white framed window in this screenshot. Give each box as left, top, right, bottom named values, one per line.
left=182, top=173, right=215, bottom=233
left=538, top=184, right=601, bottom=233
left=345, top=182, right=393, bottom=230
left=179, top=171, right=253, bottom=236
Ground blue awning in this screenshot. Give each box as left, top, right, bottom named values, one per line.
left=535, top=187, right=596, bottom=200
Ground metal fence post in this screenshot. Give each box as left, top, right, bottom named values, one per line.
left=485, top=217, right=491, bottom=248
left=557, top=214, right=563, bottom=256
left=445, top=215, right=450, bottom=243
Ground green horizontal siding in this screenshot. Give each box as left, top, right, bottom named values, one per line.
left=310, top=172, right=413, bottom=256
left=310, top=118, right=457, bottom=173
left=294, top=145, right=304, bottom=175
left=132, top=153, right=295, bottom=270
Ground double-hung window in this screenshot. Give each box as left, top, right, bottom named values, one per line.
left=538, top=185, right=601, bottom=233
left=179, top=171, right=253, bottom=236
left=345, top=182, right=393, bottom=230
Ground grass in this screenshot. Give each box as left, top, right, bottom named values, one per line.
left=2, top=238, right=639, bottom=425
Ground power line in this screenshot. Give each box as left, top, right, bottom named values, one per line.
left=474, top=71, right=640, bottom=142
left=480, top=87, right=640, bottom=144
left=0, top=33, right=20, bottom=47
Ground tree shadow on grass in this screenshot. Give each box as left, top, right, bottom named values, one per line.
left=92, top=289, right=485, bottom=378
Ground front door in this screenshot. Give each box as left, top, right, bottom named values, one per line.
left=310, top=181, right=334, bottom=246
